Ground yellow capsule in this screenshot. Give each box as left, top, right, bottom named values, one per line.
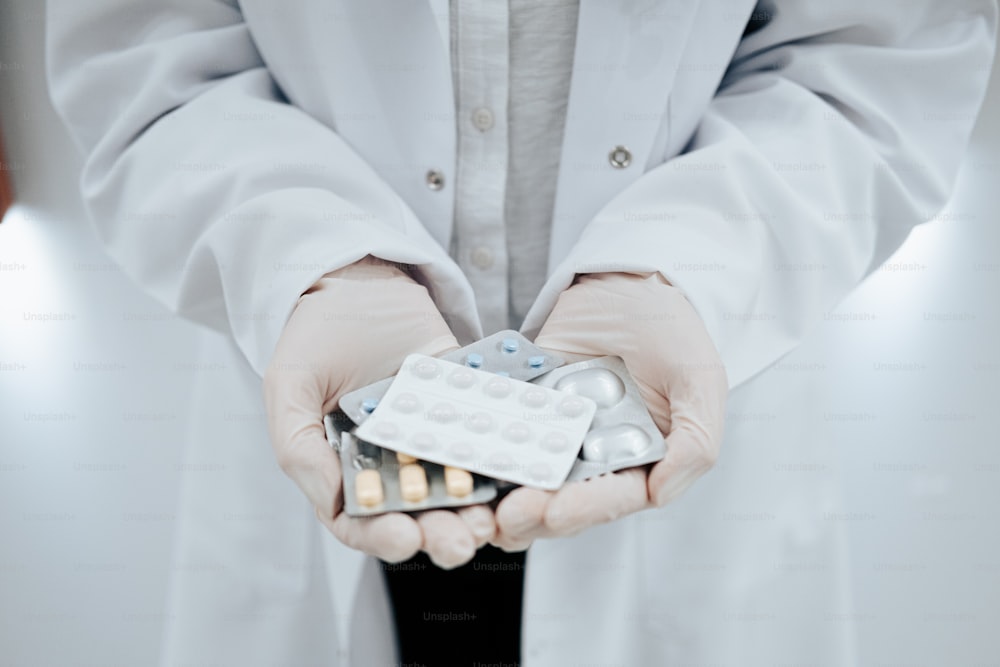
left=399, top=464, right=429, bottom=502
left=444, top=466, right=474, bottom=498
left=396, top=451, right=419, bottom=466
left=355, top=469, right=384, bottom=507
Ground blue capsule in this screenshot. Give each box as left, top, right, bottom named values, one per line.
left=501, top=338, right=520, bottom=353
left=465, top=352, right=484, bottom=368
left=528, top=355, right=546, bottom=368
left=361, top=398, right=380, bottom=414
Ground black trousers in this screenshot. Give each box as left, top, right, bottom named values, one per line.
left=381, top=545, right=526, bottom=665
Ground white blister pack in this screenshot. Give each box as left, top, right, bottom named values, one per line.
left=354, top=354, right=597, bottom=490
left=338, top=330, right=563, bottom=426
left=532, top=357, right=665, bottom=481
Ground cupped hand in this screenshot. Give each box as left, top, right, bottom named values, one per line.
left=492, top=272, right=728, bottom=551
left=264, top=256, right=495, bottom=568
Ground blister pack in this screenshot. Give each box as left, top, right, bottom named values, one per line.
left=338, top=330, right=563, bottom=426
left=532, top=357, right=665, bottom=482
left=354, top=354, right=597, bottom=490
left=334, top=430, right=498, bottom=517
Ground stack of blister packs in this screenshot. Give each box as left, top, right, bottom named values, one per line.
left=325, top=331, right=666, bottom=516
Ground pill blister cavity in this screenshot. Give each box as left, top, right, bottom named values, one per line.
left=391, top=392, right=421, bottom=414
left=412, top=358, right=441, bottom=379
left=581, top=424, right=653, bottom=463
left=484, top=376, right=513, bottom=398
left=399, top=464, right=429, bottom=502
left=558, top=395, right=588, bottom=418
left=429, top=402, right=459, bottom=423
left=520, top=387, right=548, bottom=409
left=448, top=368, right=476, bottom=389
left=411, top=432, right=438, bottom=452
left=540, top=431, right=570, bottom=453
left=374, top=421, right=399, bottom=440
left=355, top=469, right=384, bottom=507
left=361, top=398, right=380, bottom=414
left=465, top=411, right=494, bottom=433
left=527, top=461, right=553, bottom=482
left=528, top=355, right=546, bottom=368
left=502, top=337, right=520, bottom=353
left=486, top=452, right=517, bottom=475
left=444, top=467, right=473, bottom=497
left=465, top=352, right=484, bottom=368
left=501, top=421, right=532, bottom=443
left=554, top=368, right=626, bottom=409
left=396, top=451, right=419, bottom=465
left=448, top=441, right=474, bottom=462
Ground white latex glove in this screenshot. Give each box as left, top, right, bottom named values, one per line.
left=492, top=272, right=728, bottom=551
left=264, top=256, right=495, bottom=568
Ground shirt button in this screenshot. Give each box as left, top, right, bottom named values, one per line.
left=425, top=169, right=445, bottom=190
left=609, top=145, right=632, bottom=169
left=470, top=246, right=494, bottom=270
left=471, top=108, right=495, bottom=132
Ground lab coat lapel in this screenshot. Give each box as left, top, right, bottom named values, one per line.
left=549, top=0, right=702, bottom=268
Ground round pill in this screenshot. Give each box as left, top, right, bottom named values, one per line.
left=527, top=462, right=553, bottom=483
left=528, top=355, right=546, bottom=369
left=428, top=402, right=459, bottom=423
left=399, top=464, right=429, bottom=503
left=355, top=469, right=384, bottom=507
left=558, top=395, right=589, bottom=418
left=361, top=398, right=380, bottom=414
left=411, top=432, right=437, bottom=452
left=501, top=421, right=532, bottom=443
left=501, top=337, right=520, bottom=353
left=391, top=392, right=421, bottom=414
left=411, top=358, right=441, bottom=379
left=494, top=371, right=511, bottom=378
left=465, top=352, right=484, bottom=368
left=374, top=421, right=399, bottom=440
left=444, top=467, right=474, bottom=498
left=448, top=442, right=474, bottom=462
left=483, top=376, right=512, bottom=399
left=465, top=411, right=494, bottom=433
left=448, top=368, right=476, bottom=389
left=520, top=387, right=548, bottom=409
left=540, top=432, right=570, bottom=453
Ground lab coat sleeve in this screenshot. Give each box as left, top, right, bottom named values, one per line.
left=45, top=0, right=478, bottom=376
left=527, top=0, right=998, bottom=389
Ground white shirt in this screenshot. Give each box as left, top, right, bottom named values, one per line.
left=450, top=0, right=580, bottom=334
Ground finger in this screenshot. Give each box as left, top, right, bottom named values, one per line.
left=492, top=487, right=553, bottom=550
left=647, top=418, right=718, bottom=507
left=321, top=509, right=423, bottom=563
left=456, top=504, right=496, bottom=547
left=417, top=510, right=477, bottom=569
left=543, top=468, right=649, bottom=535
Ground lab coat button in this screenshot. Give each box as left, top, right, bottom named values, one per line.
left=609, top=145, right=632, bottom=169
left=472, top=107, right=495, bottom=131
left=425, top=169, right=445, bottom=190
left=471, top=246, right=494, bottom=270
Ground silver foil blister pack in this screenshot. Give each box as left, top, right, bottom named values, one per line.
left=338, top=330, right=564, bottom=425
left=329, top=426, right=498, bottom=517
left=532, top=356, right=665, bottom=481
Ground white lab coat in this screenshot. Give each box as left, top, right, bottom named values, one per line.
left=46, top=1, right=997, bottom=664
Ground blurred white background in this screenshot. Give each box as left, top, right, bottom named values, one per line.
left=2, top=2, right=998, bottom=665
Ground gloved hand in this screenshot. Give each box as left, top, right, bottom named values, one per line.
left=264, top=256, right=495, bottom=568
left=492, top=272, right=728, bottom=551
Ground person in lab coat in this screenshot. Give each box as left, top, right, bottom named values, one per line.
left=46, top=1, right=997, bottom=665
